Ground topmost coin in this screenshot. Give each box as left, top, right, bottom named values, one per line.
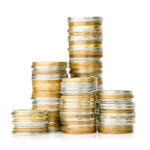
left=32, top=62, right=67, bottom=66
left=68, top=17, right=103, bottom=22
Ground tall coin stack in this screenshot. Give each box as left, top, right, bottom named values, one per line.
left=12, top=109, right=48, bottom=135
left=32, top=62, right=68, bottom=132
left=98, top=90, right=135, bottom=134
left=60, top=77, right=97, bottom=134
left=68, top=17, right=103, bottom=85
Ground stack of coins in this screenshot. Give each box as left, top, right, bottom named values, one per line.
left=98, top=90, right=135, bottom=134
left=12, top=109, right=48, bottom=135
left=60, top=77, right=97, bottom=134
left=68, top=17, right=103, bottom=130
left=68, top=17, right=103, bottom=90
left=32, top=62, right=68, bottom=132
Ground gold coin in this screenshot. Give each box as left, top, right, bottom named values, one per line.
left=69, top=40, right=102, bottom=45
left=48, top=111, right=59, bottom=122
left=69, top=32, right=102, bottom=36
left=70, top=70, right=102, bottom=74
left=60, top=114, right=94, bottom=119
left=61, top=120, right=95, bottom=125
left=13, top=128, right=48, bottom=133
left=61, top=126, right=96, bottom=134
left=32, top=62, right=67, bottom=66
left=100, top=109, right=135, bottom=113
left=33, top=105, right=59, bottom=109
left=33, top=87, right=61, bottom=91
left=61, top=101, right=95, bottom=107
left=60, top=108, right=94, bottom=113
left=32, top=70, right=67, bottom=75
left=99, top=126, right=133, bottom=134
left=48, top=123, right=60, bottom=127
left=69, top=64, right=102, bottom=69
left=32, top=90, right=60, bottom=94
left=97, top=93, right=133, bottom=99
left=69, top=61, right=102, bottom=66
left=13, top=115, right=48, bottom=120
left=69, top=22, right=102, bottom=26
left=69, top=43, right=102, bottom=48
left=62, top=77, right=97, bottom=82
left=32, top=80, right=61, bottom=84
left=32, top=93, right=60, bottom=98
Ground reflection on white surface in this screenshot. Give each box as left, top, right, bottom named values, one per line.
left=98, top=133, right=134, bottom=140
left=11, top=132, right=134, bottom=141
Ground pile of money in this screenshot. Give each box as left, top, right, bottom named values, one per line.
left=32, top=62, right=67, bottom=132
left=12, top=109, right=48, bottom=135
left=98, top=90, right=135, bottom=134
left=68, top=17, right=103, bottom=90
left=60, top=77, right=97, bottom=134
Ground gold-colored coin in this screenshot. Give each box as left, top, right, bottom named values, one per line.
left=60, top=108, right=94, bottom=113
left=69, top=64, right=102, bottom=69
left=98, top=91, right=134, bottom=99
left=13, top=128, right=48, bottom=133
left=69, top=41, right=102, bottom=45
left=99, top=126, right=133, bottom=134
left=32, top=93, right=60, bottom=98
left=60, top=114, right=93, bottom=119
left=69, top=32, right=102, bottom=36
left=48, top=123, right=60, bottom=127
left=32, top=80, right=61, bottom=84
left=69, top=61, right=102, bottom=66
left=33, top=86, right=61, bottom=91
left=61, top=120, right=95, bottom=125
left=33, top=105, right=59, bottom=109
left=13, top=115, right=48, bottom=120
left=70, top=70, right=102, bottom=74
left=32, top=90, right=60, bottom=94
left=69, top=50, right=103, bottom=58
left=32, top=62, right=67, bottom=66
left=61, top=101, right=95, bottom=107
left=48, top=111, right=59, bottom=122
left=69, top=43, right=102, bottom=48
left=69, top=22, right=102, bottom=26
left=32, top=70, right=67, bottom=75
left=62, top=77, right=97, bottom=82
left=61, top=126, right=96, bottom=134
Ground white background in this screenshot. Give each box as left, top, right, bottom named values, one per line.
left=0, top=0, right=149, bottom=149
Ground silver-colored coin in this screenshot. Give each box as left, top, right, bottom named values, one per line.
left=69, top=36, right=103, bottom=41
left=68, top=17, right=103, bottom=22
left=32, top=65, right=67, bottom=71
left=69, top=58, right=101, bottom=62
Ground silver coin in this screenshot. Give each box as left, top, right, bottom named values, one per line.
left=69, top=36, right=103, bottom=41
left=69, top=58, right=101, bottom=62
left=68, top=17, right=103, bottom=22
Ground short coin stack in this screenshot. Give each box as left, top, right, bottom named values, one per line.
left=12, top=109, right=48, bottom=135
left=98, top=90, right=135, bottom=134
left=60, top=77, right=97, bottom=134
left=68, top=17, right=103, bottom=90
left=32, top=62, right=67, bottom=132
